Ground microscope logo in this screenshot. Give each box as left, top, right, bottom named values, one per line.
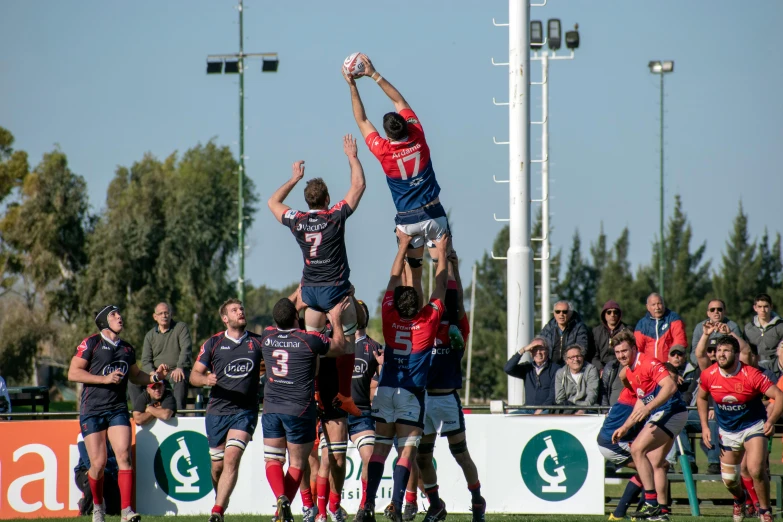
left=520, top=430, right=588, bottom=501
left=154, top=431, right=212, bottom=501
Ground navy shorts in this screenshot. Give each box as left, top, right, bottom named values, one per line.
left=80, top=408, right=130, bottom=437
left=348, top=410, right=375, bottom=437
left=206, top=410, right=258, bottom=448
left=301, top=280, right=351, bottom=313
left=262, top=412, right=317, bottom=444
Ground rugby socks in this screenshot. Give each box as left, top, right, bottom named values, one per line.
left=118, top=469, right=132, bottom=510
left=424, top=484, right=440, bottom=507
left=284, top=466, right=303, bottom=503
left=445, top=282, right=459, bottom=325
left=742, top=476, right=760, bottom=506
left=468, top=481, right=482, bottom=504
left=212, top=505, right=225, bottom=516
left=405, top=489, right=417, bottom=505
left=301, top=487, right=314, bottom=509
left=88, top=474, right=105, bottom=505
left=366, top=453, right=388, bottom=506
left=644, top=490, right=659, bottom=507
left=360, top=477, right=368, bottom=508
left=265, top=461, right=286, bottom=498
left=392, top=457, right=412, bottom=510
left=328, top=491, right=342, bottom=513
left=317, top=475, right=329, bottom=515
left=614, top=475, right=642, bottom=517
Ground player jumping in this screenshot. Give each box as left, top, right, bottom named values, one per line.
left=268, top=134, right=366, bottom=417
left=261, top=297, right=349, bottom=522
left=695, top=335, right=783, bottom=522
left=610, top=330, right=687, bottom=521
left=417, top=251, right=485, bottom=522
left=68, top=305, right=169, bottom=522
left=361, top=230, right=449, bottom=522
left=190, top=299, right=265, bottom=522
left=343, top=54, right=463, bottom=352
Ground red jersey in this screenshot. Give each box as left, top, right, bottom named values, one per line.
left=625, top=352, right=686, bottom=414
left=699, top=362, right=772, bottom=431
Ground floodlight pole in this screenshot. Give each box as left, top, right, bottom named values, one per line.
left=238, top=0, right=246, bottom=302
left=658, top=71, right=665, bottom=300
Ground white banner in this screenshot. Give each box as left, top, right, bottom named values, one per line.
left=135, top=414, right=605, bottom=515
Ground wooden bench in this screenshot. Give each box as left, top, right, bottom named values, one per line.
left=7, top=386, right=49, bottom=412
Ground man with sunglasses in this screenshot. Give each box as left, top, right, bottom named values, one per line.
left=537, top=301, right=589, bottom=366
left=593, top=301, right=633, bottom=370
left=690, top=299, right=743, bottom=366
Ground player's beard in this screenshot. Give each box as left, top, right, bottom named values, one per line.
left=227, top=318, right=247, bottom=331
left=717, top=353, right=736, bottom=370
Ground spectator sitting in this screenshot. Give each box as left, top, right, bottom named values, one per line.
left=634, top=292, right=687, bottom=362
left=538, top=300, right=589, bottom=366
left=74, top=438, right=120, bottom=516
left=592, top=300, right=632, bottom=370
left=690, top=298, right=743, bottom=366
left=504, top=337, right=560, bottom=414
left=745, top=293, right=783, bottom=364
left=761, top=339, right=783, bottom=383
left=0, top=373, right=10, bottom=418
left=600, top=358, right=624, bottom=406
left=132, top=381, right=177, bottom=426
left=554, top=345, right=599, bottom=414
left=665, top=345, right=701, bottom=473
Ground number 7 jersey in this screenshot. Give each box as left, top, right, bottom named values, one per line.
left=380, top=290, right=444, bottom=391
left=280, top=200, right=353, bottom=286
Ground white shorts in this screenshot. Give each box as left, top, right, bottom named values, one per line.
left=371, top=386, right=425, bottom=428
left=598, top=441, right=632, bottom=466
left=648, top=409, right=687, bottom=438
left=395, top=216, right=449, bottom=249
left=423, top=391, right=466, bottom=437
left=719, top=420, right=766, bottom=452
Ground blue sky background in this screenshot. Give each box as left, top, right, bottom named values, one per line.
left=2, top=1, right=781, bottom=307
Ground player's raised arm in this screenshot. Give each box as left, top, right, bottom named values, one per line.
left=325, top=297, right=350, bottom=357
left=267, top=160, right=305, bottom=224
left=449, top=250, right=466, bottom=319
left=342, top=134, right=366, bottom=210
left=430, top=234, right=450, bottom=305
left=694, top=322, right=716, bottom=371
left=359, top=54, right=411, bottom=113
left=387, top=229, right=412, bottom=292
left=344, top=70, right=377, bottom=139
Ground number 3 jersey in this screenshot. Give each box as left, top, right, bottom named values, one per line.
left=280, top=200, right=353, bottom=287
left=380, top=290, right=444, bottom=392
left=261, top=326, right=331, bottom=417
left=196, top=331, right=265, bottom=415
left=75, top=333, right=137, bottom=415
left=365, top=108, right=440, bottom=212
left=699, top=362, right=772, bottom=432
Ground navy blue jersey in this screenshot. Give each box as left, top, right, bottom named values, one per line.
left=597, top=389, right=641, bottom=444
left=75, top=334, right=137, bottom=415
left=353, top=334, right=382, bottom=411
left=196, top=331, right=265, bottom=415
left=261, top=326, right=331, bottom=417
left=428, top=315, right=469, bottom=389
left=281, top=200, right=353, bottom=287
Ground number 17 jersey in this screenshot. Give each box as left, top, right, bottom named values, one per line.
left=280, top=200, right=353, bottom=286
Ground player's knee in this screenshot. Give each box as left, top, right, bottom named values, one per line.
left=418, top=442, right=435, bottom=455
left=355, top=434, right=375, bottom=450
left=264, top=445, right=286, bottom=463
left=210, top=447, right=226, bottom=462
left=721, top=464, right=741, bottom=489
left=406, top=257, right=423, bottom=269
left=449, top=440, right=468, bottom=457
left=397, top=435, right=421, bottom=448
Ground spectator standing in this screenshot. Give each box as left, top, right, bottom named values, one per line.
left=538, top=300, right=589, bottom=365
left=132, top=381, right=177, bottom=426
left=137, top=302, right=193, bottom=410
left=760, top=339, right=783, bottom=383
left=554, top=345, right=599, bottom=414
left=504, top=338, right=560, bottom=413
left=745, top=294, right=783, bottom=364
left=634, top=293, right=688, bottom=363
left=690, top=299, right=743, bottom=366
left=592, top=300, right=632, bottom=370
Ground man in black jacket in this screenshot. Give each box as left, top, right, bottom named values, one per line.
left=504, top=338, right=560, bottom=413
left=537, top=301, right=589, bottom=366
left=592, top=300, right=632, bottom=370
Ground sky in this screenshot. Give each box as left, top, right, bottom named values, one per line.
left=1, top=0, right=782, bottom=308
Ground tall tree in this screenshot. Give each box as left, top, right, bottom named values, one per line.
left=758, top=229, right=783, bottom=319
left=557, top=230, right=597, bottom=317
left=0, top=127, right=30, bottom=298
left=595, top=228, right=647, bottom=326
left=712, top=202, right=760, bottom=324
left=532, top=208, right=561, bottom=327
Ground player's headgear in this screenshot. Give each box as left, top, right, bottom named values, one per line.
left=95, top=305, right=120, bottom=333
left=393, top=286, right=419, bottom=319
left=383, top=112, right=407, bottom=141
left=273, top=298, right=298, bottom=329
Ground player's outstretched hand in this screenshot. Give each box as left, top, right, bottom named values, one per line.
left=434, top=233, right=450, bottom=254
left=358, top=53, right=375, bottom=77
left=291, top=160, right=305, bottom=183
left=343, top=134, right=358, bottom=158
left=327, top=296, right=352, bottom=324
left=395, top=227, right=413, bottom=248
left=342, top=68, right=356, bottom=86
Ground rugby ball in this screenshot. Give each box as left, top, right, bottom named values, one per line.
left=343, top=52, right=366, bottom=78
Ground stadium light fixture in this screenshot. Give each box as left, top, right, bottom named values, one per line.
left=262, top=57, right=279, bottom=72
left=530, top=20, right=544, bottom=51
left=565, top=24, right=580, bottom=50
left=224, top=60, right=240, bottom=74
left=547, top=19, right=561, bottom=50
left=648, top=60, right=674, bottom=74
left=206, top=60, right=223, bottom=74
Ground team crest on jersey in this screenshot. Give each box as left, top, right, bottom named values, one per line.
left=735, top=383, right=744, bottom=393
left=636, top=388, right=645, bottom=398
left=406, top=117, right=419, bottom=124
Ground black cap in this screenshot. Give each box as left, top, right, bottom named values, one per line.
left=95, top=305, right=120, bottom=331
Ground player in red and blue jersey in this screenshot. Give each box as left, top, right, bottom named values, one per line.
left=360, top=230, right=449, bottom=522
left=268, top=135, right=366, bottom=418
left=610, top=330, right=686, bottom=521
left=696, top=335, right=783, bottom=522
left=68, top=305, right=169, bottom=522
left=343, top=54, right=465, bottom=354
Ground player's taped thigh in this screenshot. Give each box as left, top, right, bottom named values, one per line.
left=721, top=463, right=741, bottom=489
left=209, top=448, right=225, bottom=462
left=264, top=445, right=286, bottom=462
left=306, top=325, right=328, bottom=334
left=226, top=438, right=247, bottom=453
left=418, top=442, right=435, bottom=455
left=375, top=435, right=394, bottom=446
left=449, top=439, right=468, bottom=456
left=355, top=434, right=375, bottom=450
left=398, top=435, right=421, bottom=448
left=325, top=440, right=348, bottom=456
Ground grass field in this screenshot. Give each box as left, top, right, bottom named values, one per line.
left=0, top=516, right=741, bottom=522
